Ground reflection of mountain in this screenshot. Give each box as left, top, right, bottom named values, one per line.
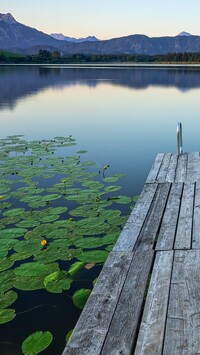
left=1, top=66, right=200, bottom=109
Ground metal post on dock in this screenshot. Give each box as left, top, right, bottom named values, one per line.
left=177, top=122, right=183, bottom=155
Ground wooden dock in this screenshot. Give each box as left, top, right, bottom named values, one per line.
left=63, top=152, right=200, bottom=355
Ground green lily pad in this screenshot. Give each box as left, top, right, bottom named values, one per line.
left=72, top=289, right=91, bottom=310
left=0, top=270, right=15, bottom=293
left=3, top=208, right=25, bottom=217
left=22, top=331, right=53, bottom=354
left=0, top=228, right=27, bottom=238
left=14, top=276, right=45, bottom=291
left=41, top=194, right=61, bottom=201
left=78, top=250, right=109, bottom=263
left=44, top=271, right=72, bottom=293
left=65, top=329, right=73, bottom=343
left=13, top=239, right=43, bottom=254
left=14, top=262, right=59, bottom=277
left=0, top=258, right=14, bottom=271
left=68, top=262, right=84, bottom=276
left=0, top=290, right=18, bottom=309
left=0, top=308, right=16, bottom=324
left=108, top=196, right=132, bottom=204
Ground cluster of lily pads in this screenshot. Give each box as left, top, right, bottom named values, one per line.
left=0, top=135, right=133, bottom=354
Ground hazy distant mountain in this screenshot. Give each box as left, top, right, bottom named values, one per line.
left=177, top=31, right=192, bottom=36
left=50, top=33, right=99, bottom=43
left=1, top=13, right=200, bottom=56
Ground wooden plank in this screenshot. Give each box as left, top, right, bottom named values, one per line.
left=165, top=153, right=178, bottom=183
left=175, top=153, right=188, bottom=182
left=135, top=251, right=174, bottom=355
left=163, top=250, right=200, bottom=355
left=156, top=183, right=183, bottom=251
left=175, top=183, right=194, bottom=250
left=146, top=153, right=164, bottom=183
left=113, top=183, right=158, bottom=252
left=186, top=152, right=200, bottom=183
left=192, top=181, right=200, bottom=249
left=157, top=153, right=172, bottom=183
left=101, top=250, right=154, bottom=355
left=135, top=183, right=170, bottom=251
left=62, top=251, right=133, bottom=355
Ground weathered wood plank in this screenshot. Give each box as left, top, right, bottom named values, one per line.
left=101, top=250, right=154, bottom=355
left=113, top=183, right=158, bottom=252
left=146, top=153, right=164, bottom=183
left=165, top=153, right=178, bottom=183
left=156, top=183, right=183, bottom=251
left=192, top=181, right=200, bottom=249
left=163, top=250, right=200, bottom=355
left=175, top=183, right=194, bottom=250
left=135, top=183, right=170, bottom=251
left=186, top=152, right=200, bottom=183
left=62, top=251, right=133, bottom=355
left=135, top=251, right=174, bottom=355
left=157, top=153, right=172, bottom=183
left=175, top=153, right=188, bottom=182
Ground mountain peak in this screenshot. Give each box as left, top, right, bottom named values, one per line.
left=177, top=31, right=192, bottom=36
left=0, top=13, right=17, bottom=24
left=50, top=33, right=99, bottom=43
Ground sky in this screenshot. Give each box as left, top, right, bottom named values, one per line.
left=1, top=0, right=200, bottom=40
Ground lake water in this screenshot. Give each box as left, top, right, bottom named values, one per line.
left=0, top=64, right=200, bottom=354
left=1, top=64, right=200, bottom=198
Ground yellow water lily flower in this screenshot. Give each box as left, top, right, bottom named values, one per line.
left=41, top=239, right=47, bottom=246
left=0, top=195, right=4, bottom=200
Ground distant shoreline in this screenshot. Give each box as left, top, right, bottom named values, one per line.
left=1, top=63, right=200, bottom=68
left=1, top=50, right=200, bottom=66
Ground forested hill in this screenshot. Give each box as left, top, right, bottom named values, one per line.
left=1, top=50, right=200, bottom=64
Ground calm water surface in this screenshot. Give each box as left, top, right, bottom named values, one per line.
left=1, top=65, right=200, bottom=197
left=0, top=65, right=200, bottom=354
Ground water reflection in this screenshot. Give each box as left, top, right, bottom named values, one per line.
left=1, top=65, right=200, bottom=110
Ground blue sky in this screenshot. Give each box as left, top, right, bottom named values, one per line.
left=1, top=0, right=200, bottom=39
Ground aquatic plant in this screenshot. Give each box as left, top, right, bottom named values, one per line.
left=0, top=135, right=133, bottom=353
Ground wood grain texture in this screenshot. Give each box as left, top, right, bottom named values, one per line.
left=135, top=183, right=170, bottom=251
left=135, top=251, right=174, bottom=355
left=163, top=250, right=200, bottom=355
left=156, top=183, right=183, bottom=251
left=146, top=153, right=164, bottom=183
left=186, top=152, right=200, bottom=183
left=165, top=153, right=178, bottom=183
left=113, top=183, right=158, bottom=252
left=62, top=251, right=133, bottom=355
left=192, top=181, right=200, bottom=249
left=175, top=183, right=194, bottom=250
left=157, top=153, right=172, bottom=183
left=101, top=250, right=154, bottom=355
left=175, top=153, right=187, bottom=182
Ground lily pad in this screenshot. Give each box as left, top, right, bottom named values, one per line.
left=22, top=331, right=53, bottom=354
left=68, top=262, right=84, bottom=276
left=0, top=308, right=16, bottom=324
left=0, top=257, right=14, bottom=271
left=0, top=290, right=18, bottom=309
left=72, top=289, right=91, bottom=309
left=3, top=208, right=25, bottom=217
left=44, top=271, right=72, bottom=293
left=14, top=262, right=59, bottom=277
left=78, top=250, right=109, bottom=263
left=65, top=329, right=73, bottom=343
left=0, top=228, right=27, bottom=238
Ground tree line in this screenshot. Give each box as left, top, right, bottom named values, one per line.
left=1, top=49, right=200, bottom=63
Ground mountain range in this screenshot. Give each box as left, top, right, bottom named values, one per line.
left=50, top=33, right=99, bottom=43
left=0, top=13, right=200, bottom=56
